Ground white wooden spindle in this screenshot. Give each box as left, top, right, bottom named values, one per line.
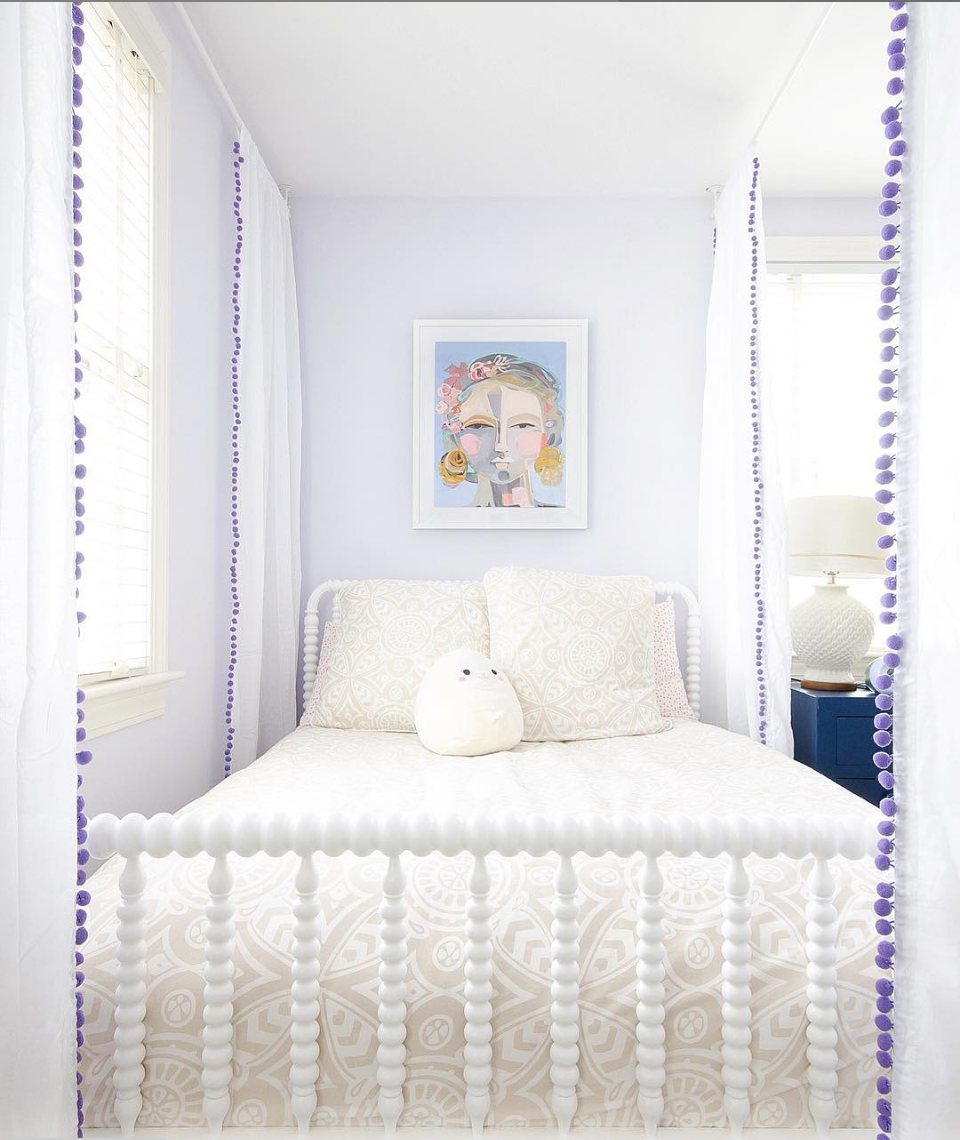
left=685, top=611, right=701, bottom=718
left=464, top=854, right=494, bottom=1137
left=84, top=799, right=876, bottom=1140
left=635, top=854, right=666, bottom=1138
left=804, top=857, right=840, bottom=1138
left=720, top=855, right=753, bottom=1135
left=550, top=854, right=580, bottom=1136
left=377, top=854, right=408, bottom=1135
left=113, top=855, right=147, bottom=1137
left=201, top=855, right=236, bottom=1133
left=290, top=854, right=322, bottom=1134
left=302, top=609, right=321, bottom=708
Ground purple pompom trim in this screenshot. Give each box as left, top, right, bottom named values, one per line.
left=747, top=157, right=768, bottom=746
left=222, top=139, right=245, bottom=778
left=870, top=6, right=907, bottom=1123
left=72, top=6, right=88, bottom=1135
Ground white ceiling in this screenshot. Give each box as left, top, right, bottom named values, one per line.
left=182, top=1, right=888, bottom=198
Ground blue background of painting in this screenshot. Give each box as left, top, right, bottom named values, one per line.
left=433, top=340, right=567, bottom=507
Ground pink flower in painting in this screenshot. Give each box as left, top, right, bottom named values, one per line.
left=436, top=401, right=447, bottom=415
left=468, top=355, right=510, bottom=383
left=446, top=418, right=462, bottom=434
left=438, top=383, right=453, bottom=398
left=445, top=362, right=468, bottom=387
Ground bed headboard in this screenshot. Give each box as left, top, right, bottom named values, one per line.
left=302, top=579, right=701, bottom=717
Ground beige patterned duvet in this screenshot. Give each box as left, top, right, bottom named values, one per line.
left=81, top=720, right=876, bottom=1130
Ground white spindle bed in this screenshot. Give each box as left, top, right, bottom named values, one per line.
left=83, top=582, right=876, bottom=1139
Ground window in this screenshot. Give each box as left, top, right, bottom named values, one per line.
left=765, top=239, right=884, bottom=664
left=76, top=2, right=179, bottom=735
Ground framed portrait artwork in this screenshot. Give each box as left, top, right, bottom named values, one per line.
left=413, top=319, right=588, bottom=529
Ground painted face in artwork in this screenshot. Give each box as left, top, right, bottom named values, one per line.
left=436, top=353, right=565, bottom=508
left=456, top=381, right=547, bottom=486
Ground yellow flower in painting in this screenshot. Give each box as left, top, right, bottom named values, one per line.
left=438, top=449, right=468, bottom=487
left=535, top=445, right=563, bottom=486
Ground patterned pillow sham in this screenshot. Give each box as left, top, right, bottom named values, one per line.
left=305, top=579, right=489, bottom=732
left=303, top=600, right=696, bottom=724
left=653, top=596, right=696, bottom=719
left=483, top=566, right=669, bottom=742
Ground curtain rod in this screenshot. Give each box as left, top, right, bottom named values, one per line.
left=752, top=1, right=836, bottom=143
left=707, top=1, right=836, bottom=200
left=172, top=2, right=243, bottom=137
left=172, top=3, right=293, bottom=205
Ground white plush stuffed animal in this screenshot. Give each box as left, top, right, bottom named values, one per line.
left=415, top=647, right=523, bottom=756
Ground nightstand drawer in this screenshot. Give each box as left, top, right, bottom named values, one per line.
left=832, top=716, right=876, bottom=773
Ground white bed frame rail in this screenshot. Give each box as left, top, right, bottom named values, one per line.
left=302, top=579, right=702, bottom=717
left=87, top=810, right=874, bottom=1138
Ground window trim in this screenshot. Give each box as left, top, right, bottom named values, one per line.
left=766, top=234, right=881, bottom=274
left=766, top=237, right=886, bottom=682
left=82, top=670, right=186, bottom=738
left=80, top=1, right=179, bottom=738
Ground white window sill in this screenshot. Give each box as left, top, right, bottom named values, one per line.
left=80, top=670, right=185, bottom=739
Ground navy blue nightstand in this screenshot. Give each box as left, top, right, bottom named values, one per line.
left=790, top=682, right=881, bottom=805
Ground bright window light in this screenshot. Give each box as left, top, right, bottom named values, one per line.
left=766, top=271, right=884, bottom=654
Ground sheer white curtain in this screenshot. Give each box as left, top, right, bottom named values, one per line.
left=895, top=4, right=960, bottom=1134
left=0, top=3, right=79, bottom=1135
left=699, top=152, right=793, bottom=753
left=231, top=126, right=302, bottom=768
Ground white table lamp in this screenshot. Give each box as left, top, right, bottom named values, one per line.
left=788, top=495, right=885, bottom=690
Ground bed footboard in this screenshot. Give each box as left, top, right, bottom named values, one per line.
left=88, top=811, right=873, bottom=1137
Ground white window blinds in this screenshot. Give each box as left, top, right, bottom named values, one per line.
left=77, top=3, right=155, bottom=681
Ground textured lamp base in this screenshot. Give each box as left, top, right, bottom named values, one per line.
left=791, top=583, right=875, bottom=693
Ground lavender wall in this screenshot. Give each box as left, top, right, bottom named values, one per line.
left=80, top=65, right=871, bottom=822
left=293, top=197, right=714, bottom=611
left=80, top=4, right=233, bottom=820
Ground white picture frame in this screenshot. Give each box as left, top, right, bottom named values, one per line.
left=413, top=318, right=588, bottom=529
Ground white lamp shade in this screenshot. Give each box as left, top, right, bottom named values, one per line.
left=788, top=495, right=885, bottom=578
